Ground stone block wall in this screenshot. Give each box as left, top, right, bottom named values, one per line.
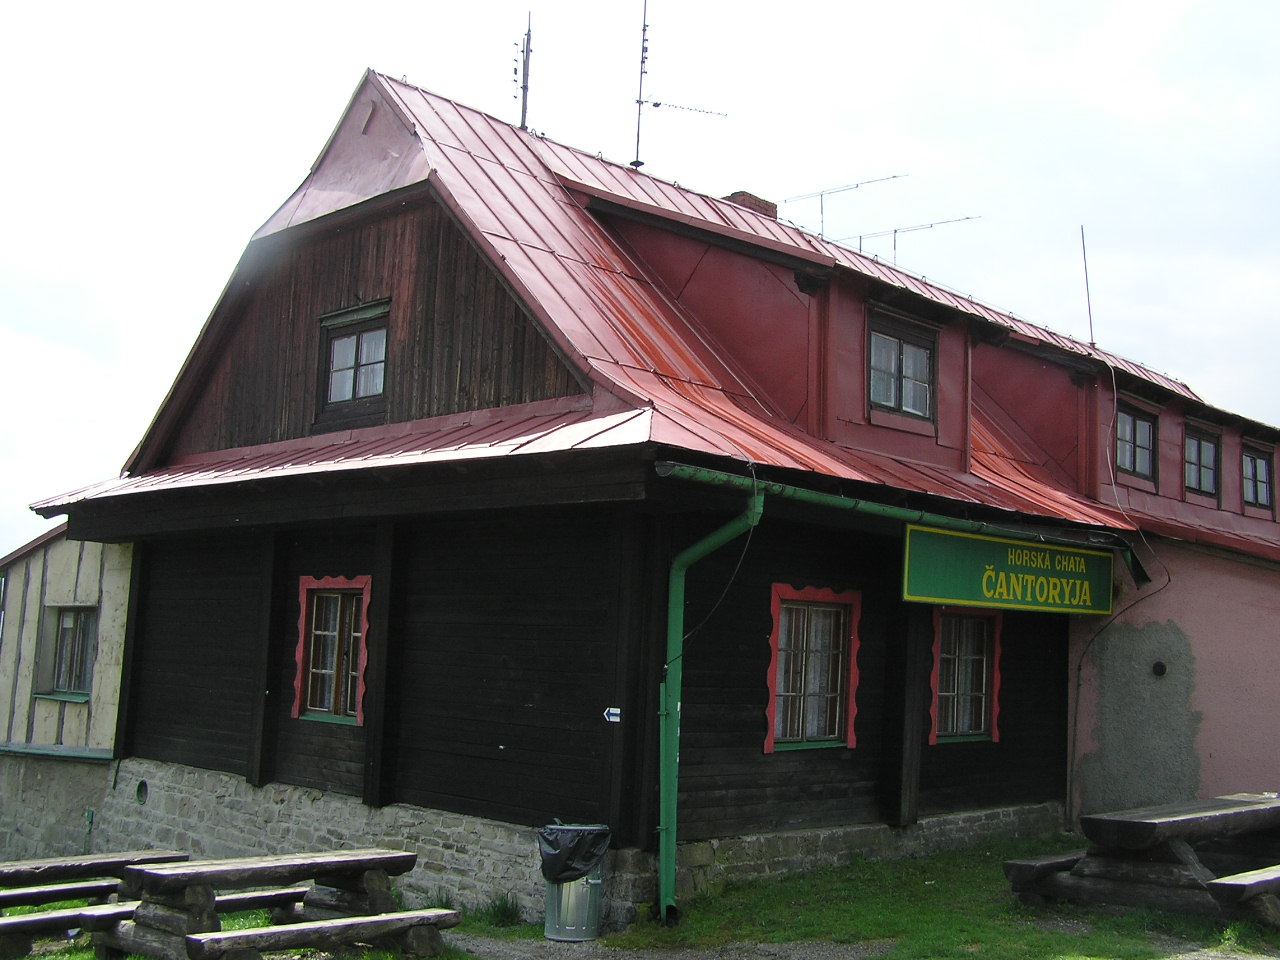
left=1, top=755, right=1063, bottom=931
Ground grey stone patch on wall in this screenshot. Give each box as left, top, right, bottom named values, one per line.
left=0, top=753, right=114, bottom=860
left=3, top=756, right=1064, bottom=933
left=1076, top=620, right=1202, bottom=814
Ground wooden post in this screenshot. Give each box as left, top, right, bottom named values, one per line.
left=883, top=604, right=933, bottom=827
left=363, top=521, right=396, bottom=807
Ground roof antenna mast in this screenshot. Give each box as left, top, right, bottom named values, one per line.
left=1081, top=225, right=1096, bottom=347
left=631, top=0, right=650, bottom=168
left=514, top=13, right=532, bottom=130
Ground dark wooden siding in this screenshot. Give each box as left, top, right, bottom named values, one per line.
left=126, top=535, right=264, bottom=774
left=917, top=610, right=1067, bottom=814
left=268, top=527, right=379, bottom=796
left=674, top=515, right=1069, bottom=840
left=675, top=519, right=900, bottom=841
left=165, top=199, right=582, bottom=460
left=387, top=507, right=627, bottom=828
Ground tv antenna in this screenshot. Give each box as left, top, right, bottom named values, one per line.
left=783, top=175, right=907, bottom=237
left=1080, top=225, right=1096, bottom=347
left=513, top=13, right=532, bottom=129
left=630, top=0, right=726, bottom=169
left=840, top=216, right=980, bottom=265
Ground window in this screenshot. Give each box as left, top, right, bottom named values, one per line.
left=931, top=611, right=1000, bottom=743
left=1244, top=449, right=1273, bottom=508
left=1184, top=432, right=1219, bottom=496
left=51, top=608, right=96, bottom=696
left=1116, top=408, right=1156, bottom=479
left=293, top=576, right=371, bottom=724
left=317, top=301, right=390, bottom=424
left=869, top=326, right=933, bottom=419
left=765, top=584, right=861, bottom=752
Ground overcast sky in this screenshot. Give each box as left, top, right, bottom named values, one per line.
left=2, top=0, right=1277, bottom=553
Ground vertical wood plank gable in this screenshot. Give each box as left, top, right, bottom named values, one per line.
left=164, top=200, right=582, bottom=461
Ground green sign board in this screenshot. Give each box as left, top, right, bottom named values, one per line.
left=903, top=525, right=1113, bottom=615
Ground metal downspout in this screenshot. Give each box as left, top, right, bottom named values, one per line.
left=658, top=491, right=764, bottom=924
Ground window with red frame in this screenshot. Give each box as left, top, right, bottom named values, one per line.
left=931, top=610, right=1001, bottom=743
left=765, top=584, right=861, bottom=753
left=294, top=576, right=371, bottom=724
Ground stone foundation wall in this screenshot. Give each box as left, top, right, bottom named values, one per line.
left=0, top=753, right=115, bottom=859
left=0, top=756, right=1064, bottom=931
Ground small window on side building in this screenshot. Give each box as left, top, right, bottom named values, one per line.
left=50, top=607, right=96, bottom=696
left=315, top=300, right=390, bottom=430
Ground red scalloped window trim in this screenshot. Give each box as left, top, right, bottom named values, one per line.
left=294, top=575, right=372, bottom=725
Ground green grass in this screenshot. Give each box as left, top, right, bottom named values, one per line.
left=17, top=838, right=1280, bottom=959
left=603, top=834, right=1280, bottom=959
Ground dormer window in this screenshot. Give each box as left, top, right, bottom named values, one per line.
left=1243, top=449, right=1273, bottom=508
left=328, top=327, right=386, bottom=403
left=869, top=323, right=934, bottom=419
left=1184, top=431, right=1219, bottom=496
left=315, top=300, right=390, bottom=431
left=1116, top=407, right=1156, bottom=480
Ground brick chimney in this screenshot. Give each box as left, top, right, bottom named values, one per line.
left=722, top=190, right=778, bottom=219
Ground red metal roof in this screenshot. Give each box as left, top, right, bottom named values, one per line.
left=39, top=70, right=1280, bottom=562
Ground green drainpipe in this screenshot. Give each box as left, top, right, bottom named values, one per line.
left=658, top=489, right=765, bottom=923
left=655, top=460, right=1139, bottom=922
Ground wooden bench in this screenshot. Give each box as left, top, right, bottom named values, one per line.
left=95, top=849, right=420, bottom=960
left=0, top=887, right=309, bottom=960
left=0, top=851, right=188, bottom=888
left=184, top=908, right=462, bottom=960
left=0, top=850, right=190, bottom=960
left=0, top=880, right=120, bottom=910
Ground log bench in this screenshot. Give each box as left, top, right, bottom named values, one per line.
left=184, top=908, right=462, bottom=960
left=0, top=850, right=190, bottom=960
left=0, top=880, right=120, bottom=910
left=0, top=886, right=309, bottom=960
left=0, top=851, right=188, bottom=888
left=1008, top=794, right=1280, bottom=928
left=94, top=849, right=421, bottom=960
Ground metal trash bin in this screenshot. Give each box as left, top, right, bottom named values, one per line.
left=537, top=822, right=611, bottom=941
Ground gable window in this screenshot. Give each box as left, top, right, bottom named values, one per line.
left=931, top=611, right=1001, bottom=743
left=1243, top=449, right=1273, bottom=508
left=1116, top=408, right=1156, bottom=479
left=1184, top=432, right=1219, bottom=496
left=316, top=300, right=390, bottom=428
left=50, top=608, right=96, bottom=697
left=328, top=327, right=386, bottom=403
left=293, top=576, right=371, bottom=724
left=869, top=324, right=934, bottom=419
left=765, top=584, right=861, bottom=752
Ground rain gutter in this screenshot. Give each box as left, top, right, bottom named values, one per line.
left=655, top=460, right=1140, bottom=922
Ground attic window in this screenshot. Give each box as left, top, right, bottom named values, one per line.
left=869, top=319, right=934, bottom=420
left=315, top=300, right=390, bottom=431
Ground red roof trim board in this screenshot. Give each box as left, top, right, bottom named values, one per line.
left=32, top=70, right=1280, bottom=565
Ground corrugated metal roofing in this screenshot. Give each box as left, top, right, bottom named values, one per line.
left=39, top=69, right=1280, bottom=563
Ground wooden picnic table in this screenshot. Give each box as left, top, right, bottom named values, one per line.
left=1006, top=793, right=1280, bottom=928
left=92, top=848, right=459, bottom=960
left=1080, top=793, right=1280, bottom=849
left=0, top=850, right=189, bottom=960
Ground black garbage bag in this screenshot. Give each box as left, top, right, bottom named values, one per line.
left=537, top=822, right=611, bottom=883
